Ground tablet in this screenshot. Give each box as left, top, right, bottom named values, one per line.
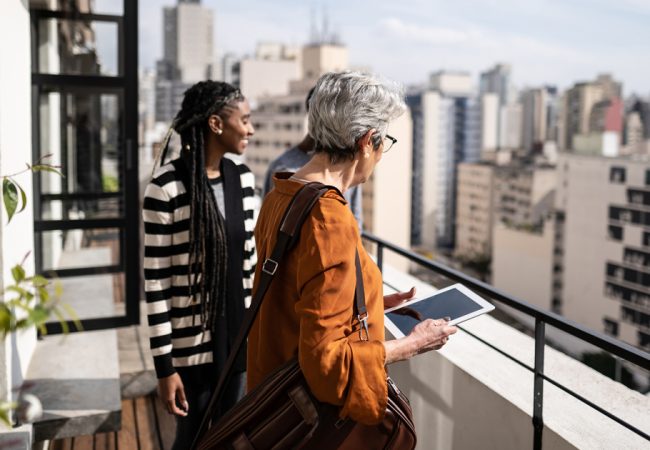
left=384, top=283, right=495, bottom=338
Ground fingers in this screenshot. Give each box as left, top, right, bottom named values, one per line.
left=167, top=398, right=187, bottom=417
left=158, top=374, right=189, bottom=417
left=177, top=385, right=189, bottom=414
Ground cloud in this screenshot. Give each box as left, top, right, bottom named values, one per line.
left=378, top=18, right=474, bottom=45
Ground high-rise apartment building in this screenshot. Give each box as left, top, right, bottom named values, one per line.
left=408, top=72, right=481, bottom=251
left=521, top=86, right=558, bottom=153
left=557, top=154, right=650, bottom=350
left=558, top=74, right=622, bottom=151
left=155, top=0, right=214, bottom=122
left=162, top=0, right=214, bottom=83
left=480, top=64, right=520, bottom=150
left=499, top=103, right=523, bottom=149
left=246, top=92, right=307, bottom=191
left=454, top=162, right=496, bottom=260
left=480, top=93, right=499, bottom=155
left=480, top=64, right=513, bottom=106
left=491, top=158, right=559, bottom=312
left=244, top=42, right=349, bottom=191
left=238, top=45, right=302, bottom=106
left=626, top=112, right=645, bottom=147
left=494, top=162, right=556, bottom=228
left=362, top=111, right=413, bottom=271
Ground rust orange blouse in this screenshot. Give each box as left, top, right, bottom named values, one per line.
left=247, top=174, right=388, bottom=425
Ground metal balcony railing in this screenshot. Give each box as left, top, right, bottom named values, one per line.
left=361, top=231, right=650, bottom=450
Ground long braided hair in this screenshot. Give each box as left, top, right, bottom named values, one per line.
left=159, top=81, right=245, bottom=332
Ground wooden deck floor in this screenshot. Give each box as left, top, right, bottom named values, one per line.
left=49, top=394, right=176, bottom=450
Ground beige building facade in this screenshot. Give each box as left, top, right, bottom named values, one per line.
left=494, top=163, right=556, bottom=228
left=362, top=111, right=413, bottom=271
left=558, top=154, right=650, bottom=350
left=454, top=162, right=495, bottom=260
left=245, top=43, right=349, bottom=191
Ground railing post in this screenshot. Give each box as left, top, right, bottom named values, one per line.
left=533, top=319, right=545, bottom=450
left=377, top=242, right=384, bottom=272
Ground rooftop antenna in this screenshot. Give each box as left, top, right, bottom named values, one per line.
left=309, top=4, right=318, bottom=44
left=322, top=3, right=329, bottom=44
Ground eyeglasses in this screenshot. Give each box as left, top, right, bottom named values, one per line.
left=383, top=134, right=397, bottom=153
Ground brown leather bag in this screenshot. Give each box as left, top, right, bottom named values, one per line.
left=192, top=182, right=417, bottom=450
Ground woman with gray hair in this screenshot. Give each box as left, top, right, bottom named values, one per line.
left=247, top=71, right=457, bottom=428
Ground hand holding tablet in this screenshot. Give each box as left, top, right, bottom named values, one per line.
left=384, top=284, right=495, bottom=339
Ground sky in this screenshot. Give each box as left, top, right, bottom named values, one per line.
left=126, top=0, right=650, bottom=96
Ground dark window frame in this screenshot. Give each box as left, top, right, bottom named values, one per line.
left=30, top=2, right=139, bottom=334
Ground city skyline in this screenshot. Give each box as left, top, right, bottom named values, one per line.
left=134, top=0, right=650, bottom=94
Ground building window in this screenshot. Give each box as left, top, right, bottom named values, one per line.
left=608, top=225, right=623, bottom=241
left=639, top=331, right=650, bottom=349
left=644, top=232, right=650, bottom=248
left=610, top=167, right=626, bottom=184
left=603, top=318, right=619, bottom=337
left=646, top=170, right=650, bottom=186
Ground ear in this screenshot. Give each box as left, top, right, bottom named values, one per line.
left=358, top=128, right=377, bottom=155
left=207, top=114, right=224, bottom=135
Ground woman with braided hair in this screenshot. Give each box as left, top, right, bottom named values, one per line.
left=142, top=80, right=256, bottom=448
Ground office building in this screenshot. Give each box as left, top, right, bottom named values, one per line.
left=408, top=72, right=481, bottom=251
left=155, top=0, right=214, bottom=122
left=521, top=86, right=558, bottom=153
left=480, top=63, right=513, bottom=106
left=558, top=74, right=622, bottom=151
left=162, top=0, right=214, bottom=83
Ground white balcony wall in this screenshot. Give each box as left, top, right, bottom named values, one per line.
left=383, top=267, right=650, bottom=450
left=0, top=3, right=37, bottom=445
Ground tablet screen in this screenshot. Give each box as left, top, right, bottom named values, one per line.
left=386, top=287, right=485, bottom=336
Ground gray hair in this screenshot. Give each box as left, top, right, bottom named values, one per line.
left=308, top=71, right=406, bottom=163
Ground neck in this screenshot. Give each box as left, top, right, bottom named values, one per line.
left=204, top=140, right=226, bottom=178
left=292, top=153, right=358, bottom=193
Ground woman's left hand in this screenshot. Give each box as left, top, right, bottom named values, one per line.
left=384, top=286, right=416, bottom=310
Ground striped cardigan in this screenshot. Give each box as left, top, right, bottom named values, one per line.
left=142, top=159, right=257, bottom=378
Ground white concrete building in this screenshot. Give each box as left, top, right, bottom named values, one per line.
left=521, top=86, right=558, bottom=153
left=238, top=57, right=301, bottom=107
left=362, top=111, right=413, bottom=272
left=163, top=0, right=214, bottom=83
left=244, top=42, right=349, bottom=190
left=480, top=93, right=499, bottom=156
left=558, top=153, right=650, bottom=350
left=408, top=85, right=481, bottom=251
left=302, top=43, right=348, bottom=79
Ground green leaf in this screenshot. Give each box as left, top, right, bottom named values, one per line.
left=0, top=402, right=17, bottom=427
left=61, top=303, right=82, bottom=332
left=0, top=305, right=12, bottom=337
left=11, top=265, right=25, bottom=284
left=31, top=165, right=64, bottom=178
left=37, top=287, right=50, bottom=303
left=16, top=181, right=27, bottom=214
left=52, top=308, right=69, bottom=334
left=3, top=178, right=18, bottom=223
left=31, top=275, right=49, bottom=288
left=53, top=281, right=64, bottom=298
left=29, top=305, right=50, bottom=325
